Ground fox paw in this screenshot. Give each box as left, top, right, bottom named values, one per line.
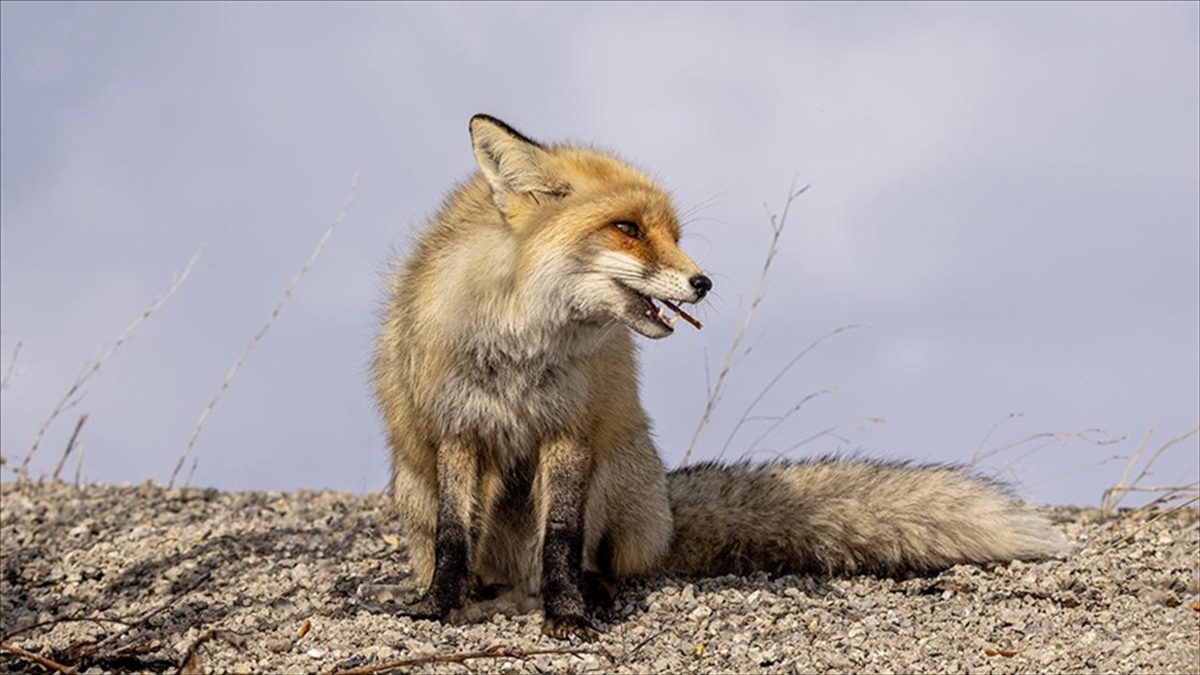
left=395, top=593, right=454, bottom=621
left=541, top=613, right=601, bottom=641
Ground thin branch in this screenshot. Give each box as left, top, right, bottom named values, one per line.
left=1102, top=426, right=1200, bottom=517
left=970, top=427, right=1123, bottom=469
left=1102, top=496, right=1200, bottom=550
left=2, top=616, right=134, bottom=643
left=1125, top=426, right=1199, bottom=495
left=715, top=324, right=862, bottom=462
left=778, top=416, right=888, bottom=456
left=743, top=388, right=835, bottom=456
left=0, top=641, right=77, bottom=674
left=679, top=177, right=809, bottom=468
left=19, top=250, right=203, bottom=481
left=83, top=570, right=214, bottom=654
left=970, top=412, right=1022, bottom=466
left=0, top=340, right=22, bottom=392
left=51, top=414, right=88, bottom=483
left=176, top=630, right=247, bottom=675
left=73, top=443, right=86, bottom=488
left=1102, top=430, right=1155, bottom=517
left=332, top=644, right=615, bottom=675
left=998, top=429, right=1125, bottom=475
left=169, top=172, right=359, bottom=488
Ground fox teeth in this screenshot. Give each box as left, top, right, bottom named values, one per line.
left=666, top=315, right=678, bottom=326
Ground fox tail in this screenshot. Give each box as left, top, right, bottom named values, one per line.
left=663, top=457, right=1069, bottom=577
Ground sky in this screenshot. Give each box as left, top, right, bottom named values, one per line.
left=1, top=2, right=1197, bottom=507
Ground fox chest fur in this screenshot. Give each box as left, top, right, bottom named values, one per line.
left=423, top=322, right=608, bottom=461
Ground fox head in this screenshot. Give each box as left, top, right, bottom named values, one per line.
left=469, top=114, right=711, bottom=339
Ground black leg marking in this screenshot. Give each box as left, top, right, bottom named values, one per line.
left=397, top=443, right=473, bottom=621
left=539, top=440, right=599, bottom=641
left=583, top=535, right=618, bottom=615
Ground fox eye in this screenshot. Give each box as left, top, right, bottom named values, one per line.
left=613, top=221, right=642, bottom=239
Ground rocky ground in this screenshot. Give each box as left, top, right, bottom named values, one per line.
left=1, top=482, right=1197, bottom=674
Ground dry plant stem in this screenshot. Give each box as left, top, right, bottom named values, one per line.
left=19, top=250, right=203, bottom=482
left=51, top=414, right=88, bottom=483
left=1102, top=430, right=1155, bottom=517
left=970, top=428, right=1123, bottom=472
left=332, top=645, right=615, bottom=675
left=85, top=570, right=213, bottom=653
left=0, top=340, right=21, bottom=391
left=0, top=641, right=77, bottom=674
left=998, top=431, right=1126, bottom=475
left=73, top=443, right=85, bottom=487
left=1, top=617, right=133, bottom=643
left=679, top=177, right=809, bottom=467
left=743, top=388, right=835, bottom=454
left=716, top=323, right=862, bottom=461
left=1123, top=426, right=1199, bottom=494
left=169, top=172, right=360, bottom=488
left=969, top=412, right=1023, bottom=467
left=779, top=416, right=888, bottom=455
left=1103, top=496, right=1200, bottom=551
left=176, top=630, right=247, bottom=675
left=1102, top=426, right=1200, bottom=518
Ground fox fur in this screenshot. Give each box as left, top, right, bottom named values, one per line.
left=372, top=114, right=1068, bottom=639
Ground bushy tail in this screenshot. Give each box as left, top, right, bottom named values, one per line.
left=663, top=457, right=1070, bottom=578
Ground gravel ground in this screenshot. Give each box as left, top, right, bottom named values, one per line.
left=1, top=481, right=1197, bottom=674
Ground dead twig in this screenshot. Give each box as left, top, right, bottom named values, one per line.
left=176, top=630, right=248, bottom=675
left=19, top=250, right=202, bottom=481
left=51, top=414, right=88, bottom=483
left=169, top=171, right=359, bottom=488
left=332, top=644, right=615, bottom=675
left=1, top=616, right=133, bottom=643
left=1102, top=426, right=1200, bottom=518
left=73, top=442, right=86, bottom=487
left=679, top=176, right=809, bottom=467
left=0, top=340, right=21, bottom=392
left=716, top=324, right=863, bottom=462
left=77, top=569, right=214, bottom=656
left=0, top=641, right=78, bottom=674
left=742, top=388, right=835, bottom=454
left=1102, top=496, right=1200, bottom=551
left=967, top=426, right=1124, bottom=471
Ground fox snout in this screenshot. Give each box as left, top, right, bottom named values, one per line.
left=689, top=274, right=713, bottom=299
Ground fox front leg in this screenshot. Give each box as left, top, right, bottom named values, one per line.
left=537, top=437, right=600, bottom=641
left=397, top=440, right=477, bottom=620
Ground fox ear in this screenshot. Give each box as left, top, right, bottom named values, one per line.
left=469, top=114, right=565, bottom=203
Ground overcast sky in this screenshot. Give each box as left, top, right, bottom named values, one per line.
left=2, top=2, right=1196, bottom=506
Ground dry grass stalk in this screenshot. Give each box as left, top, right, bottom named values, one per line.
left=2, top=617, right=133, bottom=643
left=1101, top=426, right=1200, bottom=518
left=0, top=340, right=22, bottom=392
left=680, top=176, right=809, bottom=467
left=966, top=421, right=1123, bottom=471
left=0, top=641, right=77, bottom=674
left=168, top=172, right=359, bottom=488
left=51, top=414, right=88, bottom=483
left=73, top=443, right=86, bottom=487
left=332, top=644, right=615, bottom=675
left=1102, top=495, right=1200, bottom=551
left=716, top=324, right=862, bottom=462
left=176, top=630, right=247, bottom=675
left=18, top=251, right=203, bottom=482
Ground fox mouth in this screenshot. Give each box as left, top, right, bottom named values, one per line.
left=618, top=283, right=703, bottom=333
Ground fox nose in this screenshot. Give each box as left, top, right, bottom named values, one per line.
left=689, top=274, right=713, bottom=299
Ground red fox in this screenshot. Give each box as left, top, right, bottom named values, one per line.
left=372, top=115, right=1068, bottom=640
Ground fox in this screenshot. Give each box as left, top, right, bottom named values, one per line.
left=372, top=114, right=1069, bottom=640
